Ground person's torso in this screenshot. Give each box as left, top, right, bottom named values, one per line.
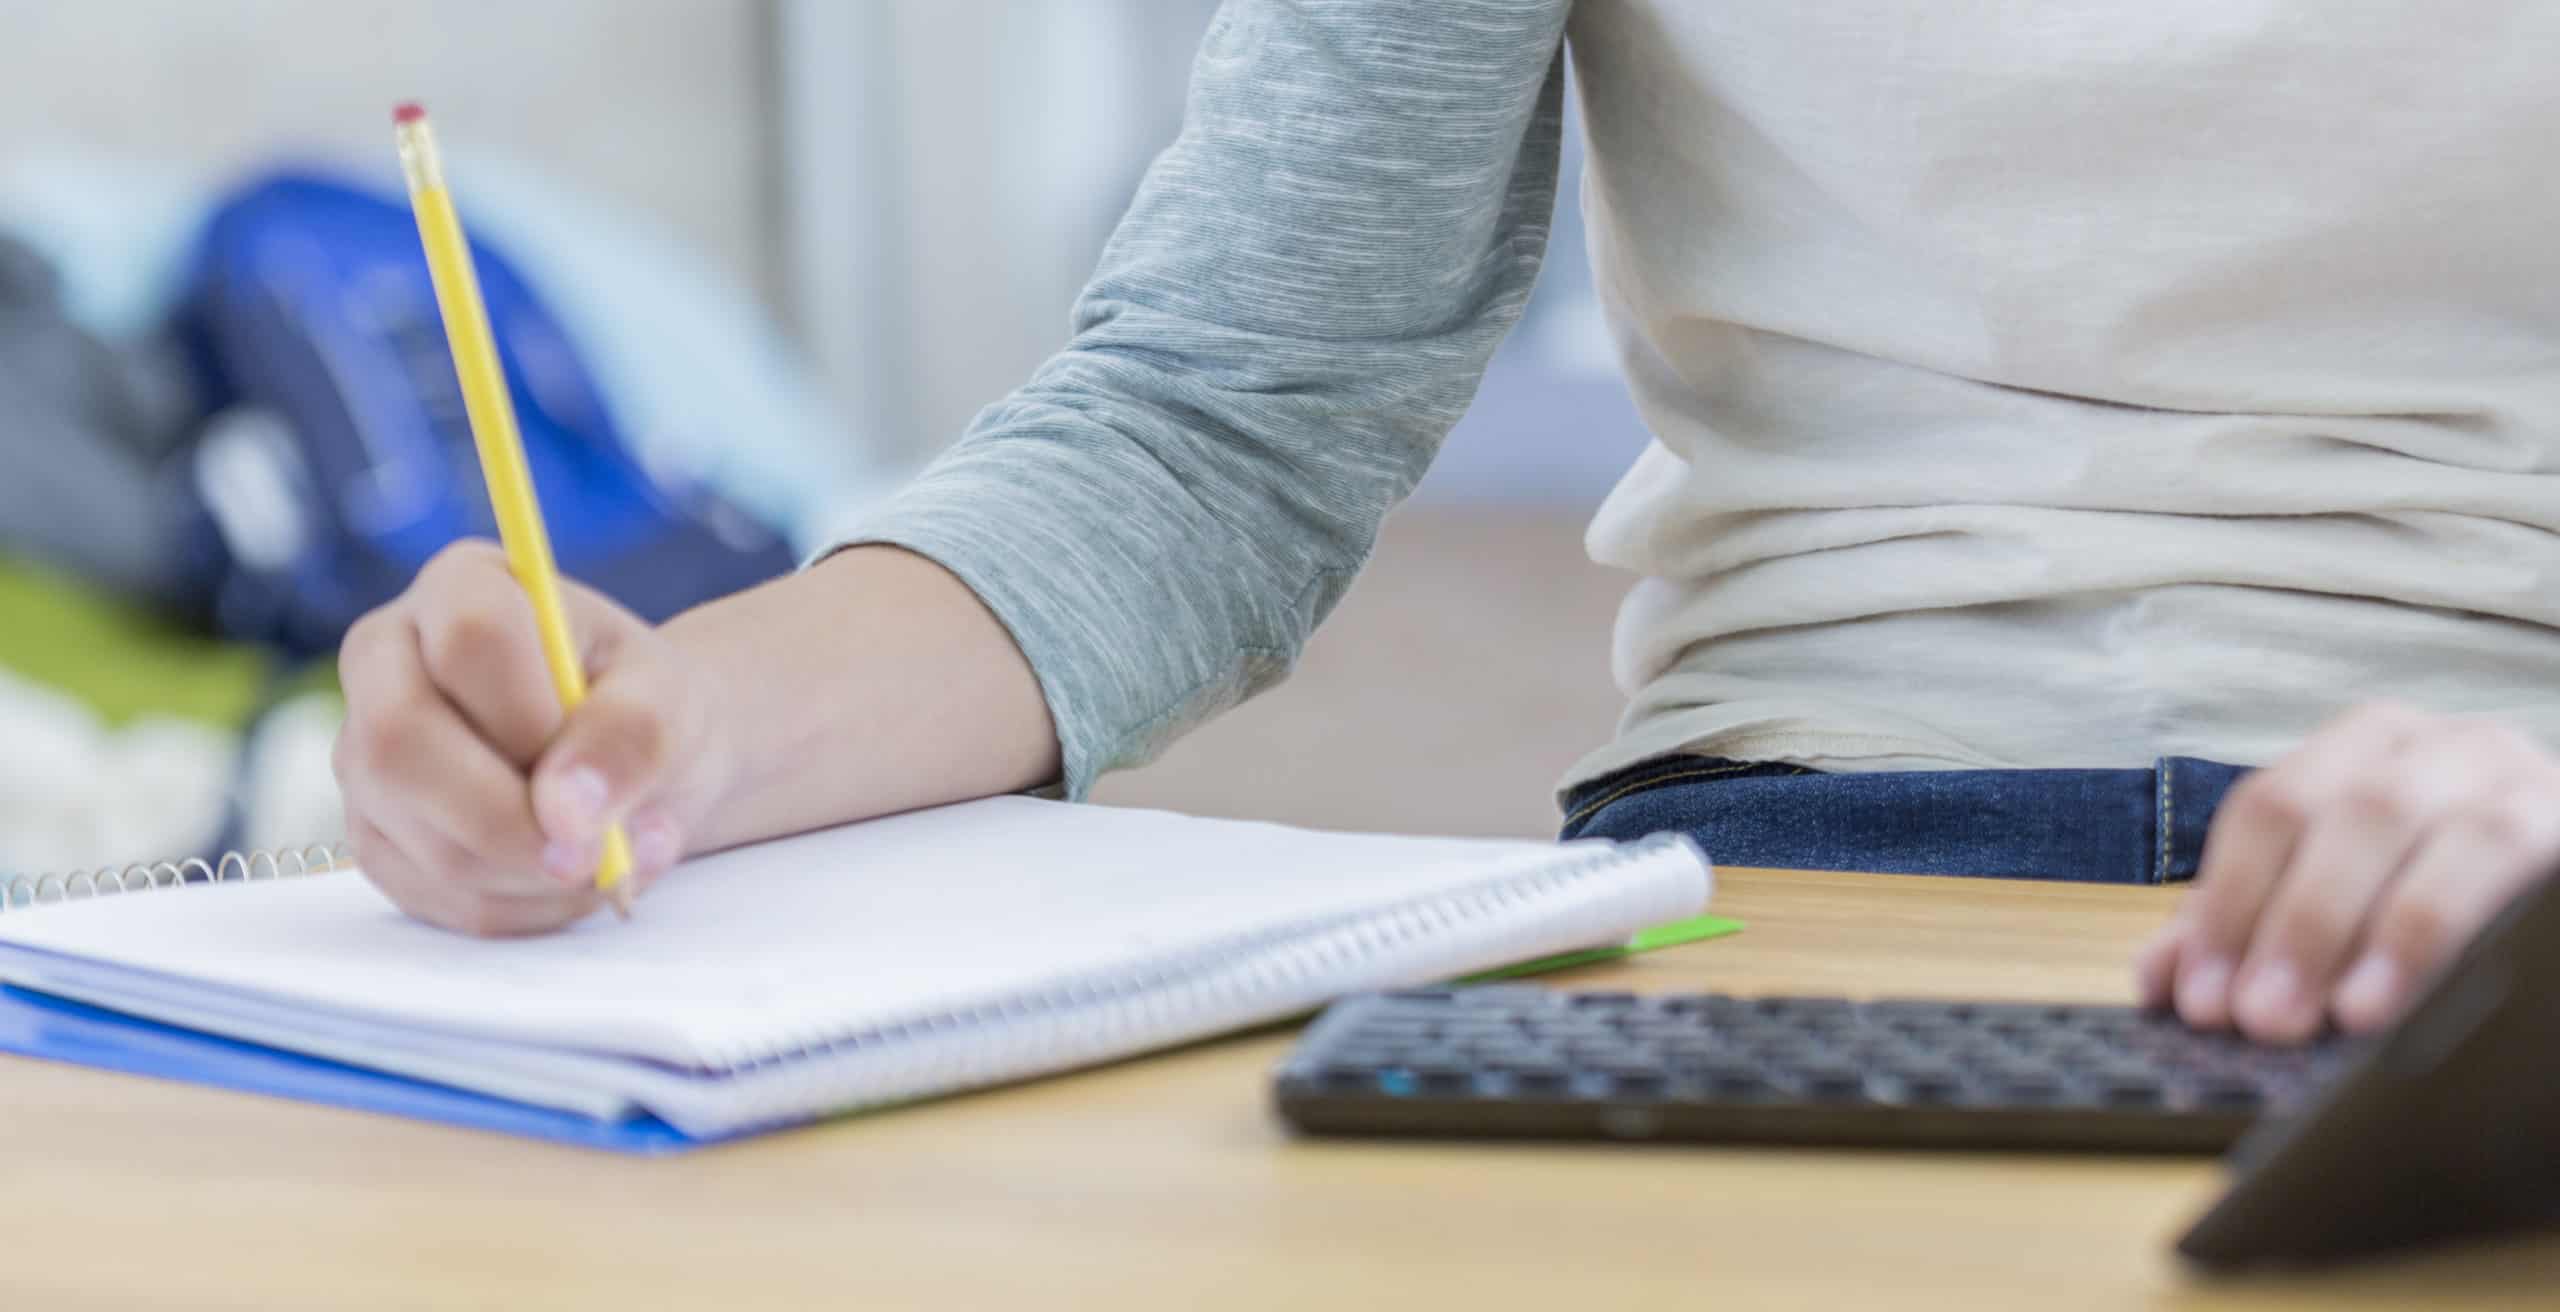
left=1562, top=1, right=2560, bottom=786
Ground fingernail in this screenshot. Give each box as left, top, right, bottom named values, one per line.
left=2237, top=961, right=2302, bottom=1031
left=558, top=766, right=609, bottom=826
left=630, top=812, right=681, bottom=873
left=2177, top=956, right=2233, bottom=1026
left=541, top=840, right=593, bottom=884
left=2337, top=955, right=2401, bottom=1027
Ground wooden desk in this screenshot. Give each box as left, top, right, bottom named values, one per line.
left=7, top=869, right=2555, bottom=1310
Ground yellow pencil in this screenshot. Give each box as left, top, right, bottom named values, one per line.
left=392, top=102, right=635, bottom=919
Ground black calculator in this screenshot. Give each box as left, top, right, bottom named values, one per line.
left=1274, top=989, right=2349, bottom=1153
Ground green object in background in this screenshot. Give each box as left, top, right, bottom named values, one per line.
left=0, top=555, right=274, bottom=728
left=1463, top=913, right=1744, bottom=983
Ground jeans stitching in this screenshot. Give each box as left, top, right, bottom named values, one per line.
left=2155, top=762, right=2173, bottom=885
left=1561, top=762, right=1792, bottom=830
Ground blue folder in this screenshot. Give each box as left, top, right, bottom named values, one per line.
left=0, top=984, right=704, bottom=1154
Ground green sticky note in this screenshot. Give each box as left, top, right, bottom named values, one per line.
left=1460, top=913, right=1743, bottom=983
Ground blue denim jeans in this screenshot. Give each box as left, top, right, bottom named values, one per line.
left=1560, top=756, right=2253, bottom=885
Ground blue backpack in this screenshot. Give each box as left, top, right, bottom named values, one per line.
left=174, top=172, right=797, bottom=657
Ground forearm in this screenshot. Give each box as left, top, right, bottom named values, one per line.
left=666, top=545, right=1059, bottom=851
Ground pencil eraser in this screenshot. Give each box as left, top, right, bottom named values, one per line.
left=392, top=102, right=426, bottom=125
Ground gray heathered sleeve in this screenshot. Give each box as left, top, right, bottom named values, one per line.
left=827, top=0, right=1569, bottom=799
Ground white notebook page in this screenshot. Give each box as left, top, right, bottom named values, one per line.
left=0, top=798, right=1592, bottom=1069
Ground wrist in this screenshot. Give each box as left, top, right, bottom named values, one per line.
left=656, top=580, right=811, bottom=853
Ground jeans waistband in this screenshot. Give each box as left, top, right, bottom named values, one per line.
left=1560, top=755, right=2251, bottom=885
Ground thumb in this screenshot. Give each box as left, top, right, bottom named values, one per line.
left=2133, top=918, right=2188, bottom=1010
left=529, top=653, right=689, bottom=863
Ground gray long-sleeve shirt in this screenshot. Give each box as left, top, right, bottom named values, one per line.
left=839, top=2, right=1571, bottom=800
left=840, top=1, right=2560, bottom=803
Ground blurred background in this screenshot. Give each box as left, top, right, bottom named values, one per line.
left=0, top=0, right=1652, bottom=883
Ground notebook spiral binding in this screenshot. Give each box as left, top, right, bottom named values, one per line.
left=674, top=832, right=1708, bottom=1135
left=1, top=843, right=350, bottom=915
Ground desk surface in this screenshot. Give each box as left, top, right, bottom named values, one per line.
left=8, top=867, right=2555, bottom=1310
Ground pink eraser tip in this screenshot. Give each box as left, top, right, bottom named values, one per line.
left=392, top=102, right=426, bottom=125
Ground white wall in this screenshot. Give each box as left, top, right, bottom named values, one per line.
left=780, top=0, right=1213, bottom=463
left=0, top=0, right=776, bottom=300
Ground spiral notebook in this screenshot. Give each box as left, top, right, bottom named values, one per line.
left=0, top=797, right=1714, bottom=1152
